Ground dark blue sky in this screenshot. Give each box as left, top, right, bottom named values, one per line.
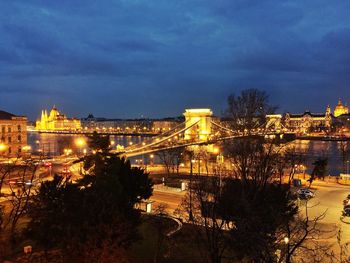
left=0, top=0, right=350, bottom=120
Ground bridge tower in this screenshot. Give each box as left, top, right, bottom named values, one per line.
left=183, top=109, right=213, bottom=141
left=266, top=114, right=282, bottom=133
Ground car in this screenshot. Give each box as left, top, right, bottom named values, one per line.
left=343, top=199, right=350, bottom=206
left=7, top=180, right=18, bottom=186
left=343, top=208, right=350, bottom=217
left=297, top=188, right=315, bottom=199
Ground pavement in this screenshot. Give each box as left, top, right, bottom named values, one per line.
left=151, top=186, right=186, bottom=214
left=305, top=180, right=350, bottom=245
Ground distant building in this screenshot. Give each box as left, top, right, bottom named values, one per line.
left=284, top=106, right=332, bottom=133
left=336, top=113, right=350, bottom=131
left=0, top=110, right=27, bottom=157
left=81, top=114, right=182, bottom=133
left=334, top=99, right=349, bottom=117
left=36, top=106, right=81, bottom=131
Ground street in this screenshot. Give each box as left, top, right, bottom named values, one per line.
left=307, top=181, right=350, bottom=244
left=150, top=180, right=350, bottom=254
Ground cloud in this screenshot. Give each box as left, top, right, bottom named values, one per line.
left=0, top=0, right=349, bottom=119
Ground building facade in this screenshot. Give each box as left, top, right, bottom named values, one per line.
left=284, top=106, right=332, bottom=133
left=0, top=110, right=27, bottom=157
left=81, top=114, right=182, bottom=133
left=36, top=106, right=81, bottom=131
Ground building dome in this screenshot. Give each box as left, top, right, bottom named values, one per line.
left=334, top=99, right=349, bottom=117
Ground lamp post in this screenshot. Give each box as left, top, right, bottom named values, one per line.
left=150, top=154, right=154, bottom=166
left=284, top=237, right=290, bottom=263
left=189, top=156, right=195, bottom=221
left=23, top=145, right=32, bottom=158
left=347, top=160, right=350, bottom=175
left=0, top=143, right=7, bottom=157
left=75, top=138, right=86, bottom=156
left=75, top=138, right=86, bottom=175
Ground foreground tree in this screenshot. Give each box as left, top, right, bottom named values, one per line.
left=26, top=134, right=153, bottom=262
left=308, top=157, right=328, bottom=187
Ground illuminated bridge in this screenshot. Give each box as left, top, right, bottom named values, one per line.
left=113, top=109, right=281, bottom=158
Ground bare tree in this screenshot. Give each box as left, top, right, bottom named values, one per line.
left=225, top=88, right=277, bottom=134
left=277, top=201, right=332, bottom=263
left=177, top=175, right=231, bottom=263
left=6, top=159, right=39, bottom=234
left=156, top=148, right=184, bottom=177
left=338, top=140, right=350, bottom=173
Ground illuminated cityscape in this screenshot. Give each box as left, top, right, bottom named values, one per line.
left=1, top=1, right=350, bottom=263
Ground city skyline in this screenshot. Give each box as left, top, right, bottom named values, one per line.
left=1, top=1, right=350, bottom=120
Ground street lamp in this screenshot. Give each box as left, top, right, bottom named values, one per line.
left=75, top=138, right=86, bottom=156
left=284, top=237, right=290, bottom=263
left=0, top=143, right=7, bottom=152
left=75, top=138, right=86, bottom=175
left=150, top=154, right=154, bottom=166
left=0, top=143, right=7, bottom=157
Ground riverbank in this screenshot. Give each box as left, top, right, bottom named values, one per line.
left=296, top=135, right=350, bottom=141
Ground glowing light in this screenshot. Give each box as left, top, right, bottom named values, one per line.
left=213, top=147, right=220, bottom=154
left=75, top=138, right=86, bottom=147
left=23, top=145, right=32, bottom=151
left=0, top=143, right=7, bottom=152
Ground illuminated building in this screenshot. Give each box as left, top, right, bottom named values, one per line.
left=334, top=99, right=349, bottom=117
left=284, top=106, right=332, bottom=133
left=183, top=109, right=213, bottom=141
left=0, top=110, right=27, bottom=157
left=81, top=114, right=181, bottom=133
left=36, top=106, right=81, bottom=131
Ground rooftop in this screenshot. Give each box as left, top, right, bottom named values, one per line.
left=0, top=110, right=16, bottom=120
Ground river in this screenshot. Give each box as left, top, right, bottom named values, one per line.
left=27, top=133, right=349, bottom=176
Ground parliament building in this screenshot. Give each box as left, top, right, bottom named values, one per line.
left=36, top=106, right=81, bottom=131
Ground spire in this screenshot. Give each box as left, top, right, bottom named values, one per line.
left=338, top=98, right=343, bottom=106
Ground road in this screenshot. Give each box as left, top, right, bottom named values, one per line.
left=151, top=187, right=186, bottom=213
left=306, top=181, right=350, bottom=244
left=150, top=180, right=350, bottom=252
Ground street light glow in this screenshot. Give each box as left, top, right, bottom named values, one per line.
left=0, top=143, right=7, bottom=152
left=284, top=237, right=289, bottom=244
left=75, top=138, right=86, bottom=147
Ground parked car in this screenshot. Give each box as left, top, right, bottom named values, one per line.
left=343, top=199, right=350, bottom=206
left=342, top=208, right=350, bottom=217
left=297, top=188, right=315, bottom=199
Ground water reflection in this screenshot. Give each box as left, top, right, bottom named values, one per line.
left=290, top=140, right=348, bottom=175
left=27, top=132, right=348, bottom=175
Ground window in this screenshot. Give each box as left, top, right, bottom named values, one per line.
left=8, top=136, right=11, bottom=143
left=8, top=127, right=11, bottom=133
left=17, top=125, right=21, bottom=131
left=2, top=126, right=5, bottom=133
left=8, top=147, right=11, bottom=154
left=18, top=135, right=21, bottom=142
left=18, top=146, right=21, bottom=153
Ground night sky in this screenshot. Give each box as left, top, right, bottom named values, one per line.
left=1, top=0, right=350, bottom=121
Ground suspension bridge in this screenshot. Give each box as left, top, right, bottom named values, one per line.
left=114, top=109, right=285, bottom=158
